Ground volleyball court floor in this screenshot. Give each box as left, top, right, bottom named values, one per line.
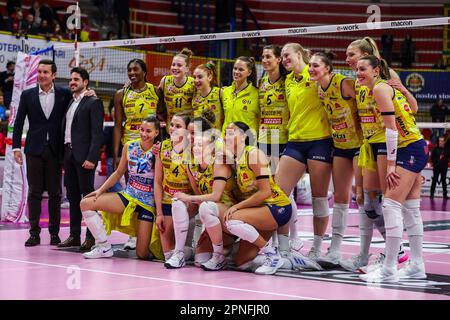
left=0, top=197, right=449, bottom=300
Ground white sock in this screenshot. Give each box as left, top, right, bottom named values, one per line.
left=313, top=235, right=323, bottom=252
left=383, top=198, right=403, bottom=269
left=278, top=233, right=290, bottom=252
left=358, top=206, right=373, bottom=260
left=82, top=210, right=108, bottom=244
left=289, top=194, right=298, bottom=239
left=172, top=200, right=190, bottom=252
left=329, top=203, right=348, bottom=253
left=212, top=242, right=224, bottom=255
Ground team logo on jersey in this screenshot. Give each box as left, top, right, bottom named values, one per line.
left=335, top=102, right=342, bottom=109
left=408, top=155, right=415, bottom=165
left=405, top=73, right=425, bottom=93
left=167, top=85, right=173, bottom=93
left=211, top=105, right=216, bottom=110
left=403, top=104, right=411, bottom=112
left=277, top=94, right=284, bottom=100
left=164, top=150, right=171, bottom=159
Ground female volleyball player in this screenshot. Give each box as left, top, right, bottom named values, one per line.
left=158, top=48, right=195, bottom=134
left=356, top=56, right=427, bottom=282
left=80, top=116, right=163, bottom=260
left=192, top=61, right=224, bottom=130
left=308, top=52, right=363, bottom=267
left=221, top=56, right=260, bottom=137
left=154, top=111, right=195, bottom=264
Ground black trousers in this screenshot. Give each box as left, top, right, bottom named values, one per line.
left=431, top=166, right=448, bottom=197
left=63, top=146, right=95, bottom=240
left=26, top=146, right=62, bottom=237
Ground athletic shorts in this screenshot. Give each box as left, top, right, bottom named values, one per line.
left=162, top=203, right=172, bottom=216
left=282, top=138, right=333, bottom=164
left=266, top=203, right=292, bottom=227
left=258, top=143, right=287, bottom=158
left=370, top=142, right=387, bottom=158
left=117, top=193, right=154, bottom=222
left=396, top=139, right=428, bottom=173
left=332, top=147, right=360, bottom=160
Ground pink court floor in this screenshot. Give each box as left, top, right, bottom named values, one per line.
left=1, top=197, right=449, bottom=300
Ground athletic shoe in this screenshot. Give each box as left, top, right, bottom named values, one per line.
left=289, top=237, right=304, bottom=253
left=398, top=261, right=427, bottom=279
left=255, top=248, right=286, bottom=275
left=398, top=249, right=409, bottom=264
left=235, top=255, right=266, bottom=272
left=359, top=266, right=399, bottom=283
left=123, top=236, right=136, bottom=250
left=339, top=254, right=370, bottom=272
left=307, top=248, right=321, bottom=261
left=290, top=250, right=323, bottom=271
left=317, top=250, right=341, bottom=268
left=83, top=243, right=113, bottom=259
left=164, top=250, right=186, bottom=269
left=201, top=252, right=227, bottom=271
left=359, top=253, right=385, bottom=274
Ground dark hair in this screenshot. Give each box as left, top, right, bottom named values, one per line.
left=70, top=67, right=90, bottom=83
left=192, top=109, right=216, bottom=132
left=232, top=121, right=255, bottom=146
left=312, top=51, right=336, bottom=73
left=142, top=115, right=161, bottom=143
left=236, top=56, right=257, bottom=87
left=195, top=61, right=218, bottom=86
left=359, top=55, right=390, bottom=80
left=127, top=59, right=148, bottom=81
left=263, top=45, right=287, bottom=76
left=173, top=111, right=191, bottom=127
left=6, top=61, right=15, bottom=68
left=39, top=59, right=57, bottom=74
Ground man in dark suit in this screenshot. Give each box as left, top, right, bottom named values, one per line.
left=58, top=67, right=104, bottom=251
left=13, top=59, right=72, bottom=246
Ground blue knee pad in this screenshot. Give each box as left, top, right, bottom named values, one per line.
left=364, top=191, right=383, bottom=220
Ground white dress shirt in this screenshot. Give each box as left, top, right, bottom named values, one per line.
left=39, top=84, right=55, bottom=119
left=64, top=91, right=86, bottom=144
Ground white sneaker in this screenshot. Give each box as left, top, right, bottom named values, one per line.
left=359, top=253, right=385, bottom=274
left=289, top=237, right=304, bottom=253
left=255, top=248, right=286, bottom=275
left=398, top=261, right=427, bottom=279
left=235, top=255, right=266, bottom=272
left=123, top=236, right=136, bottom=250
left=307, top=248, right=321, bottom=261
left=360, top=266, right=399, bottom=283
left=317, top=250, right=341, bottom=267
left=83, top=243, right=113, bottom=259
left=164, top=250, right=185, bottom=269
left=339, top=254, right=370, bottom=272
left=201, top=252, right=227, bottom=271
left=290, top=250, right=323, bottom=271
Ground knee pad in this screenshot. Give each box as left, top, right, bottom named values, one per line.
left=382, top=198, right=403, bottom=239
left=82, top=210, right=107, bottom=243
left=225, top=220, right=259, bottom=243
left=359, top=207, right=374, bottom=236
left=171, top=199, right=189, bottom=225
left=199, top=201, right=220, bottom=228
left=364, top=190, right=383, bottom=220
left=373, top=214, right=386, bottom=236
left=332, top=203, right=348, bottom=237
left=312, top=197, right=329, bottom=218
left=402, top=199, right=423, bottom=237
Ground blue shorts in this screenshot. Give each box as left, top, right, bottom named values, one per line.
left=162, top=203, right=172, bottom=216
left=117, top=193, right=154, bottom=222
left=282, top=138, right=333, bottom=164
left=332, top=147, right=360, bottom=160
left=396, top=139, right=428, bottom=173
left=258, top=143, right=287, bottom=158
left=266, top=204, right=292, bottom=227
left=370, top=143, right=387, bottom=158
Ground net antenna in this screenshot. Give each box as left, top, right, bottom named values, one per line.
left=65, top=2, right=82, bottom=66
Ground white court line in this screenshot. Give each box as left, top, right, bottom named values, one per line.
left=0, top=257, right=320, bottom=300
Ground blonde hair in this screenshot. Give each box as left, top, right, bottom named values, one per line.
left=350, top=37, right=381, bottom=59
left=283, top=42, right=311, bottom=64
left=175, top=47, right=194, bottom=66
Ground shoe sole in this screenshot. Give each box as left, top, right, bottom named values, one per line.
left=164, top=263, right=185, bottom=269
left=200, top=264, right=226, bottom=271
left=399, top=274, right=427, bottom=280
left=83, top=254, right=113, bottom=259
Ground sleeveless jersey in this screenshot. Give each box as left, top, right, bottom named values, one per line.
left=123, top=139, right=156, bottom=209
left=188, top=161, right=237, bottom=207
left=285, top=66, right=331, bottom=141
left=192, top=87, right=224, bottom=130
left=159, top=139, right=191, bottom=204
left=235, top=146, right=290, bottom=206
left=121, top=83, right=159, bottom=144
left=163, top=75, right=195, bottom=129
left=258, top=75, right=289, bottom=145
left=318, top=74, right=362, bottom=149
left=356, top=80, right=422, bottom=147
left=222, top=82, right=260, bottom=137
